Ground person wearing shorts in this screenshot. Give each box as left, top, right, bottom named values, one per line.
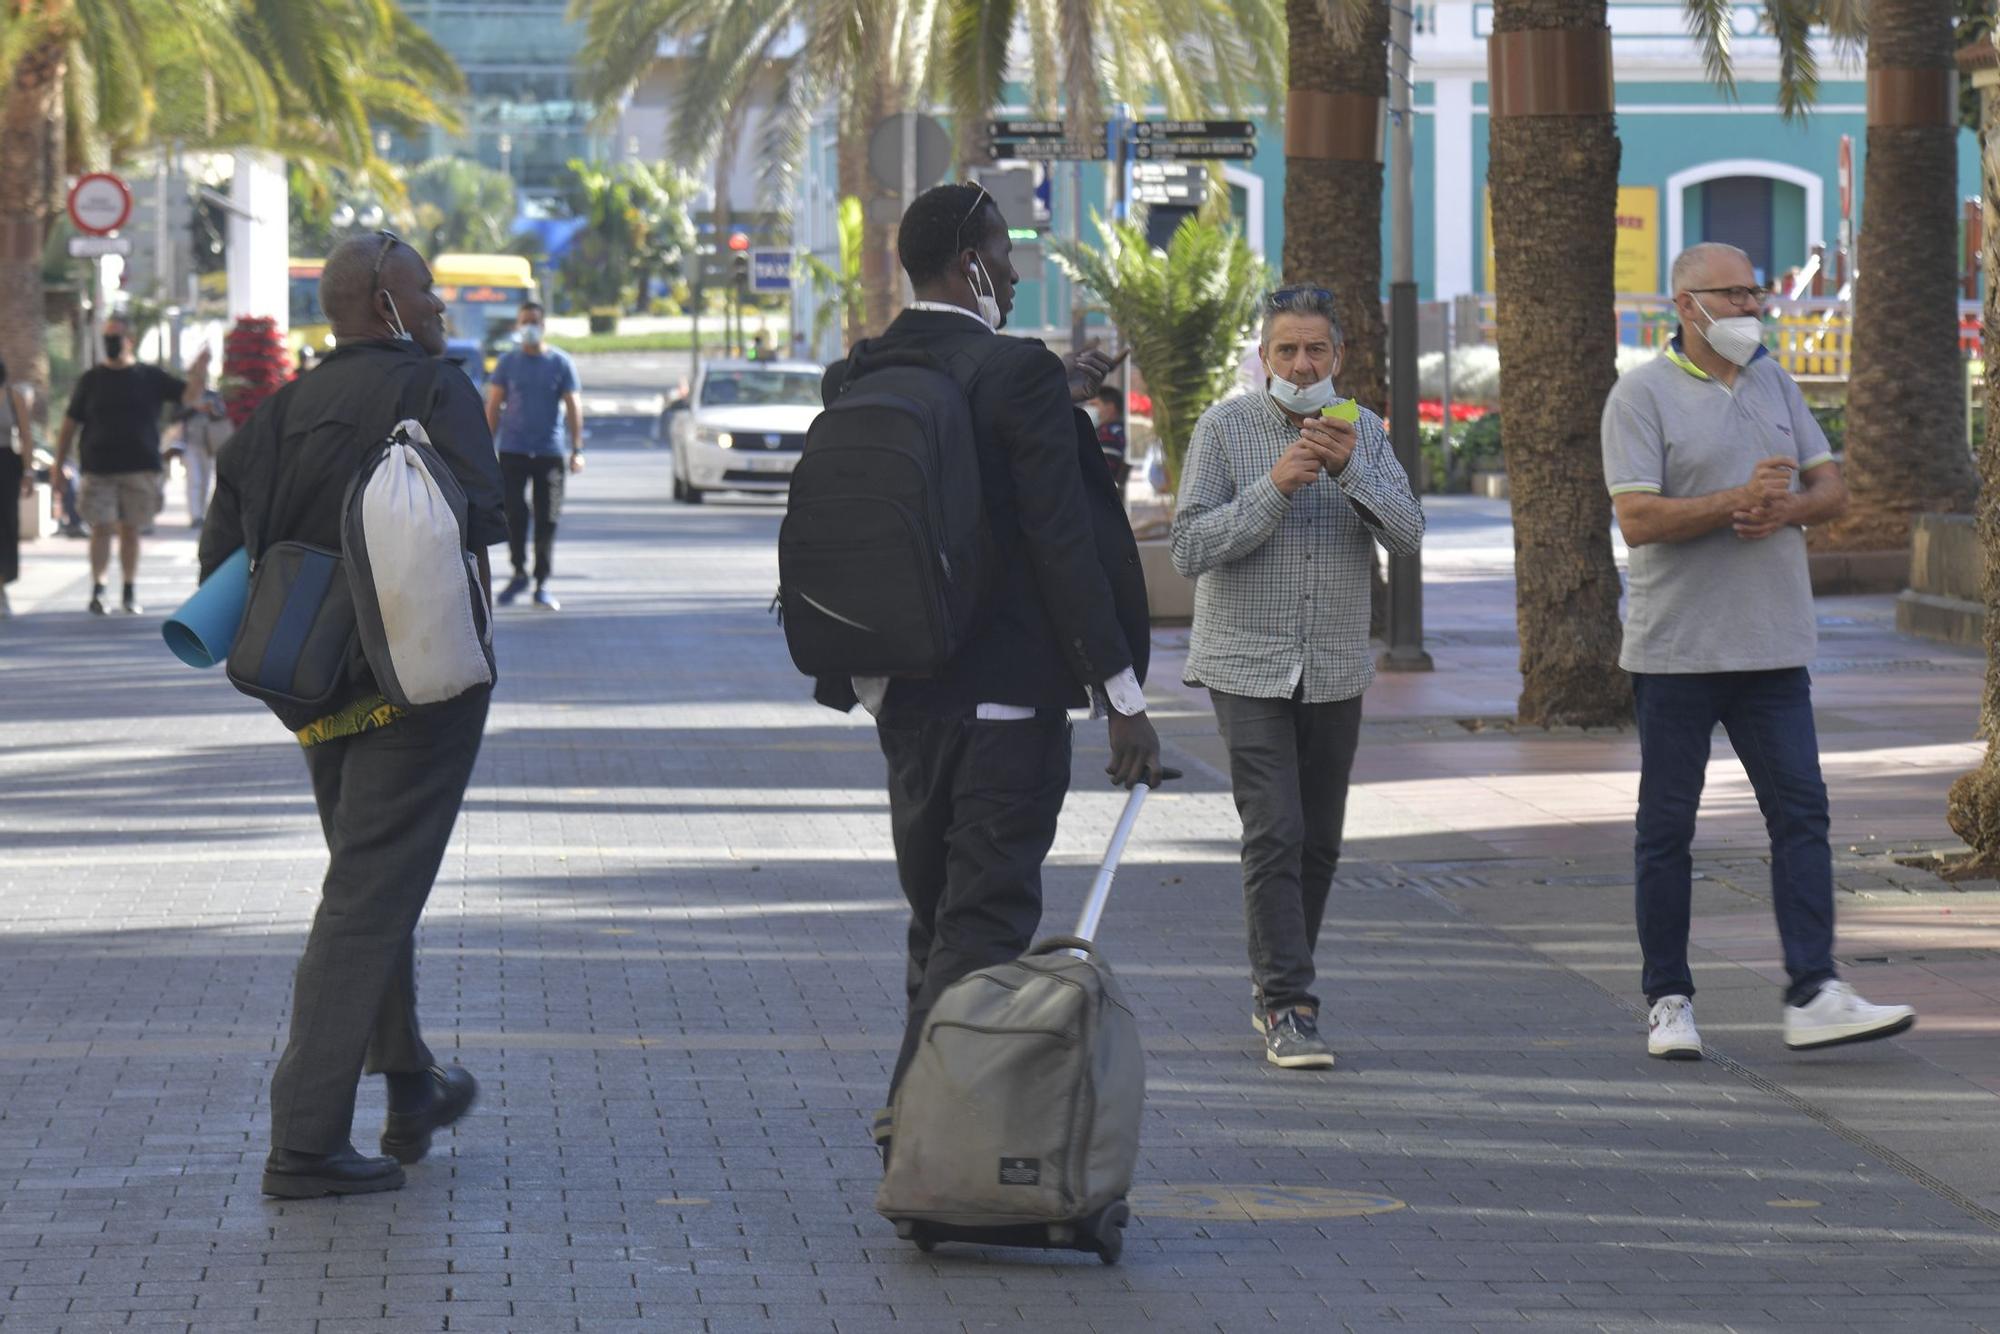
left=52, top=317, right=209, bottom=614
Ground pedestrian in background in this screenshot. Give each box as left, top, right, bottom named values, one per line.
left=202, top=230, right=507, bottom=1198
left=1089, top=385, right=1130, bottom=492
left=485, top=300, right=582, bottom=611
left=1604, top=242, right=1914, bottom=1061
left=0, top=358, right=33, bottom=618
left=52, top=317, right=210, bottom=614
left=166, top=387, right=229, bottom=528
left=1170, top=285, right=1424, bottom=1071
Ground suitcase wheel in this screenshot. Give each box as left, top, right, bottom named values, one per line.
left=896, top=1220, right=938, bottom=1253
left=1091, top=1200, right=1130, bottom=1266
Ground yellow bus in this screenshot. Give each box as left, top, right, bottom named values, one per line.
left=289, top=253, right=538, bottom=365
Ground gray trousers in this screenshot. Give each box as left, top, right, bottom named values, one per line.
left=269, top=689, right=489, bottom=1153
left=1211, top=688, right=1364, bottom=1015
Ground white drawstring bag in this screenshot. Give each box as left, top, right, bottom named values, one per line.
left=342, top=418, right=494, bottom=707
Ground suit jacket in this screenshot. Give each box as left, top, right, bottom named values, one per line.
left=814, top=308, right=1148, bottom=715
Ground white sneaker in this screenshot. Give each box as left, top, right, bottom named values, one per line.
left=1647, top=995, right=1702, bottom=1060
left=1783, top=980, right=1915, bottom=1051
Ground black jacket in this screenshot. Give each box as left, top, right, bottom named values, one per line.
left=201, top=340, right=506, bottom=728
left=816, top=308, right=1148, bottom=714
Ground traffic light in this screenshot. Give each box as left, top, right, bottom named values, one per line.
left=732, top=251, right=750, bottom=289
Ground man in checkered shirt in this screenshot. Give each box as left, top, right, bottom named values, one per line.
left=1170, top=286, right=1424, bottom=1071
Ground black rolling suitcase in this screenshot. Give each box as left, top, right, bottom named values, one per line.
left=877, top=780, right=1167, bottom=1264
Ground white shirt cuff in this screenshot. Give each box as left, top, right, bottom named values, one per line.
left=1100, top=667, right=1146, bottom=717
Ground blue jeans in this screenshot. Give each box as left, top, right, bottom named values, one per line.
left=1631, top=668, right=1837, bottom=1008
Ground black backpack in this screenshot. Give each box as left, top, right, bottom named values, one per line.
left=779, top=339, right=1000, bottom=678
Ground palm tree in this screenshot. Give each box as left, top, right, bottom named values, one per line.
left=1280, top=0, right=1386, bottom=418
left=572, top=0, right=933, bottom=343
left=572, top=0, right=1283, bottom=343
left=1485, top=0, right=1627, bottom=726
left=1836, top=0, right=1980, bottom=547
left=936, top=0, right=1284, bottom=167
left=0, top=0, right=462, bottom=416
left=407, top=157, right=520, bottom=255
left=1944, top=31, right=2000, bottom=874
left=1283, top=0, right=1388, bottom=631
left=1680, top=0, right=1973, bottom=550
left=1050, top=214, right=1268, bottom=496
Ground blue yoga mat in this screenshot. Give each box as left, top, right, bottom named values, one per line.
left=163, top=547, right=250, bottom=669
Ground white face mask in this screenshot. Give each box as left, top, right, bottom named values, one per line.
left=968, top=254, right=1002, bottom=331
left=382, top=291, right=414, bottom=343
left=1691, top=295, right=1762, bottom=367
left=1266, top=369, right=1336, bottom=415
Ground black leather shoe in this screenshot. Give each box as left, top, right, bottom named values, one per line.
left=381, top=1065, right=479, bottom=1164
left=262, top=1145, right=405, bottom=1198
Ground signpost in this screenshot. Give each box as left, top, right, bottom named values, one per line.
left=1131, top=163, right=1208, bottom=207
left=67, top=235, right=133, bottom=258
left=67, top=173, right=132, bottom=236
left=749, top=247, right=792, bottom=294
left=68, top=172, right=133, bottom=372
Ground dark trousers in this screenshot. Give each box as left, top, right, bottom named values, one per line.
left=499, top=452, right=564, bottom=582
left=0, top=449, right=19, bottom=584
left=877, top=710, right=1072, bottom=1099
left=1211, top=688, right=1364, bottom=1015
left=1632, top=668, right=1837, bottom=1007
left=268, top=688, right=490, bottom=1153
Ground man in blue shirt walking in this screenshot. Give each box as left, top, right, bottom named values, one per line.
left=484, top=301, right=582, bottom=609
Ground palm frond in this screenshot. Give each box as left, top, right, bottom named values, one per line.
left=1764, top=0, right=1818, bottom=120
left=1682, top=0, right=1739, bottom=102
left=1050, top=213, right=1268, bottom=491
left=940, top=0, right=1019, bottom=150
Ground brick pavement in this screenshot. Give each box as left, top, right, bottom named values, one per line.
left=6, top=456, right=2000, bottom=1331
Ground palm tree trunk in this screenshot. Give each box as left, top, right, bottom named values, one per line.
left=1945, top=71, right=2000, bottom=874
left=843, top=79, right=902, bottom=340
left=1282, top=0, right=1388, bottom=418
left=0, top=41, right=63, bottom=419
left=1487, top=0, right=1630, bottom=726
left=1830, top=0, right=1979, bottom=551
left=1284, top=0, right=1391, bottom=633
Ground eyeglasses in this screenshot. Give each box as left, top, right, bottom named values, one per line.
left=368, top=229, right=402, bottom=291
left=1685, top=285, right=1771, bottom=306
left=1268, top=286, right=1334, bottom=308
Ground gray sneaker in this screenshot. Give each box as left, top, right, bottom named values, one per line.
left=1264, top=1008, right=1335, bottom=1070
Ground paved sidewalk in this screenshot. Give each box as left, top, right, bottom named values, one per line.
left=6, top=463, right=2000, bottom=1332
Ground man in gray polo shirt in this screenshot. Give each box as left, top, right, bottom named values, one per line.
left=1602, top=242, right=1914, bottom=1062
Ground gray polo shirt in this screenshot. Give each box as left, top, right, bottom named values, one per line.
left=1601, top=344, right=1834, bottom=675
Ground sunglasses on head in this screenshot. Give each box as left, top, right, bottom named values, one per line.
left=1267, top=285, right=1334, bottom=308
left=369, top=229, right=402, bottom=290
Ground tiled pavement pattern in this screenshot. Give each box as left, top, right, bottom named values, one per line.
left=8, top=450, right=2000, bottom=1332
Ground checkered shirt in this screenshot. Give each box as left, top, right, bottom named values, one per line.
left=1169, top=390, right=1425, bottom=703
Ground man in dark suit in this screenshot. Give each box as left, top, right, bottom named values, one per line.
left=817, top=184, right=1161, bottom=1154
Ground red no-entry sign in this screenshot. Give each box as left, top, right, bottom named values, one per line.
left=67, top=173, right=132, bottom=237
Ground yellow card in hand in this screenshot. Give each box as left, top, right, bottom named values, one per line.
left=1322, top=398, right=1360, bottom=423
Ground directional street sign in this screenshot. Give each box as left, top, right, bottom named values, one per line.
left=986, top=120, right=1076, bottom=139
left=749, top=247, right=792, bottom=294
left=67, top=235, right=133, bottom=258
left=1132, top=140, right=1257, bottom=161
left=987, top=140, right=1108, bottom=161
left=1131, top=162, right=1209, bottom=207
left=1132, top=120, right=1257, bottom=141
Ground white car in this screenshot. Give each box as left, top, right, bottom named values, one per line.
left=669, top=359, right=825, bottom=503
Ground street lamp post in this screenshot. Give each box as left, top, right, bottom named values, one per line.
left=1381, top=0, right=1433, bottom=673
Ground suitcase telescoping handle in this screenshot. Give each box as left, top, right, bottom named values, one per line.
left=1070, top=768, right=1181, bottom=949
